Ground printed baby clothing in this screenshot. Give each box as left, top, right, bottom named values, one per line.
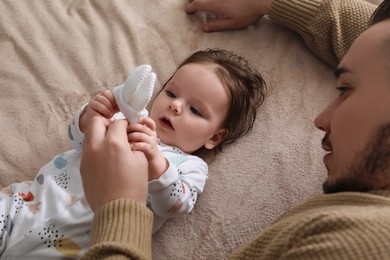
left=0, top=106, right=208, bottom=259
left=148, top=140, right=208, bottom=233
left=0, top=150, right=92, bottom=259
left=69, top=107, right=209, bottom=233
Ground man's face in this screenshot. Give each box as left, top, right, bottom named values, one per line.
left=314, top=20, right=390, bottom=193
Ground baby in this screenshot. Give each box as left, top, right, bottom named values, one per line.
left=0, top=48, right=266, bottom=259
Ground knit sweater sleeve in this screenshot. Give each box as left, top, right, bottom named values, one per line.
left=269, top=0, right=377, bottom=67
left=80, top=199, right=153, bottom=260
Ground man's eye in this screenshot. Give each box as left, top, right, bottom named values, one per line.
left=190, top=106, right=202, bottom=117
left=166, top=90, right=176, bottom=98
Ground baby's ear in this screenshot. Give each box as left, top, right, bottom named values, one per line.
left=204, top=128, right=228, bottom=150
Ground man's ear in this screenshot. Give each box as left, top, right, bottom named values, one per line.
left=204, top=128, right=228, bottom=150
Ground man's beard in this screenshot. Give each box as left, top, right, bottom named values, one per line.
left=323, top=122, right=390, bottom=194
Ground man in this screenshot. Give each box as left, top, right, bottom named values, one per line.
left=80, top=0, right=390, bottom=259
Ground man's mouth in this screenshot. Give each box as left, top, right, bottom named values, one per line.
left=323, top=151, right=333, bottom=171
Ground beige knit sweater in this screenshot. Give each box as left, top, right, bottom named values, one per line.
left=81, top=0, right=381, bottom=259
left=229, top=190, right=390, bottom=259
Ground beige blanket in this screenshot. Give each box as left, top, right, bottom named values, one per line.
left=0, top=0, right=380, bottom=258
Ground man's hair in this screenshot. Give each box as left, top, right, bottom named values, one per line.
left=162, top=48, right=266, bottom=158
left=371, top=0, right=390, bottom=25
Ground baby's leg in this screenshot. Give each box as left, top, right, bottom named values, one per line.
left=0, top=181, right=34, bottom=254
left=1, top=150, right=93, bottom=258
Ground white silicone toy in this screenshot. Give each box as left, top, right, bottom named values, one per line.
left=113, top=64, right=156, bottom=123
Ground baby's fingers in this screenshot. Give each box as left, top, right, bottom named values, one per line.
left=139, top=117, right=156, bottom=131
left=100, top=90, right=118, bottom=110
left=130, top=142, right=150, bottom=153
left=91, top=91, right=117, bottom=117
left=127, top=131, right=150, bottom=143
left=89, top=101, right=113, bottom=118
left=128, top=132, right=156, bottom=159
left=127, top=122, right=155, bottom=137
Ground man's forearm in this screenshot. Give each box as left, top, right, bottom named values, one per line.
left=81, top=199, right=153, bottom=260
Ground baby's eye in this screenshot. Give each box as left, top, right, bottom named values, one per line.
left=336, top=86, right=350, bottom=96
left=165, top=90, right=176, bottom=98
left=190, top=106, right=202, bottom=117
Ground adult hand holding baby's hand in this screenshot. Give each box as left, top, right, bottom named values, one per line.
left=79, top=90, right=118, bottom=133
left=127, top=117, right=168, bottom=181
left=80, top=117, right=148, bottom=212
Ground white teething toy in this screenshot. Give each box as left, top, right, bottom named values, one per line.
left=113, top=64, right=156, bottom=123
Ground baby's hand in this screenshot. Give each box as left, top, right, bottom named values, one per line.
left=127, top=117, right=168, bottom=180
left=127, top=117, right=159, bottom=160
left=80, top=90, right=118, bottom=133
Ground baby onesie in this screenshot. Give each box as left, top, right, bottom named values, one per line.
left=0, top=107, right=208, bottom=259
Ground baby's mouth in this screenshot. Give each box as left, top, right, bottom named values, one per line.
left=160, top=117, right=174, bottom=130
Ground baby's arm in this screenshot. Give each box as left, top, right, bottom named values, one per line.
left=127, top=117, right=208, bottom=217
left=148, top=156, right=208, bottom=218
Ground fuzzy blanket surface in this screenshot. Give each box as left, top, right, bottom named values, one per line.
left=0, top=0, right=380, bottom=258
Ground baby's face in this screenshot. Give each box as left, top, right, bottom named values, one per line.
left=150, top=63, right=229, bottom=153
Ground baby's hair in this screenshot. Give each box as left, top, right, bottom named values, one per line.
left=162, top=48, right=266, bottom=158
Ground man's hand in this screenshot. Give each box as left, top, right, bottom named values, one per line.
left=185, top=0, right=273, bottom=32
left=80, top=117, right=148, bottom=212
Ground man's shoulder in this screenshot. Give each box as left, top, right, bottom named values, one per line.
left=297, top=190, right=390, bottom=210
left=282, top=190, right=390, bottom=229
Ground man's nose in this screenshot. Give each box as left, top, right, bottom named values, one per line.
left=314, top=99, right=337, bottom=133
